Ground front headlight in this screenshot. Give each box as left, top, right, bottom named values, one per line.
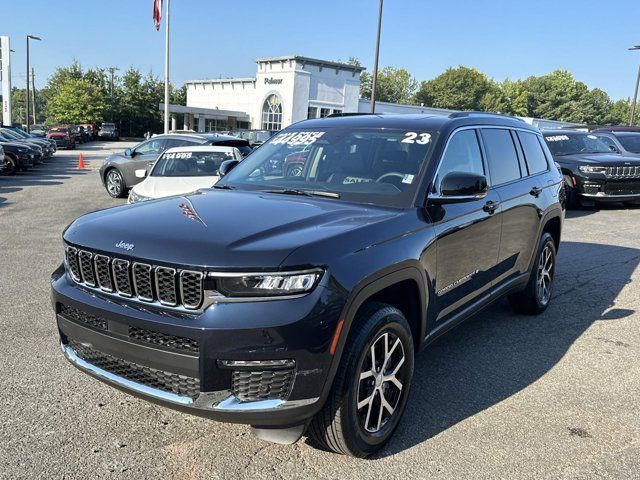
left=578, top=165, right=606, bottom=174
left=214, top=270, right=322, bottom=297
left=127, top=190, right=152, bottom=204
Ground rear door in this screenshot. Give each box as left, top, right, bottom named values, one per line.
left=125, top=138, right=169, bottom=184
left=480, top=128, right=544, bottom=287
left=431, top=128, right=502, bottom=321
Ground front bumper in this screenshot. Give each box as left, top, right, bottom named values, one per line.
left=51, top=265, right=342, bottom=427
left=573, top=172, right=640, bottom=202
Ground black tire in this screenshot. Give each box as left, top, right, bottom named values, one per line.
left=508, top=232, right=556, bottom=315
left=307, top=302, right=414, bottom=457
left=105, top=168, right=127, bottom=198
left=4, top=155, right=17, bottom=175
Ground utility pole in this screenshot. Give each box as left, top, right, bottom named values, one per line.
left=370, top=0, right=384, bottom=114
left=31, top=68, right=36, bottom=124
left=25, top=35, right=41, bottom=132
left=163, top=0, right=171, bottom=133
left=107, top=66, right=119, bottom=122
left=629, top=46, right=640, bottom=126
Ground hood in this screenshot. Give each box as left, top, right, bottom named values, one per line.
left=64, top=190, right=401, bottom=268
left=0, top=141, right=30, bottom=149
left=553, top=153, right=640, bottom=166
left=134, top=176, right=220, bottom=199
left=47, top=132, right=69, bottom=138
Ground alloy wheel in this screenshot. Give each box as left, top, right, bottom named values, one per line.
left=537, top=243, right=554, bottom=306
left=106, top=171, right=122, bottom=197
left=356, top=330, right=406, bottom=433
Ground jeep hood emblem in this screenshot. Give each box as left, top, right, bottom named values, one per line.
left=115, top=240, right=135, bottom=251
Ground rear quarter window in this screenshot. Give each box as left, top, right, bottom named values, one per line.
left=517, top=131, right=549, bottom=175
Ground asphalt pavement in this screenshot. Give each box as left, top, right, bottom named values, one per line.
left=0, top=142, right=639, bottom=479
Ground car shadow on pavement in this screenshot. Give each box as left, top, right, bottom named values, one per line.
left=377, top=240, right=639, bottom=457
left=566, top=203, right=640, bottom=219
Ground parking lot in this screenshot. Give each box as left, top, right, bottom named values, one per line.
left=0, top=142, right=639, bottom=479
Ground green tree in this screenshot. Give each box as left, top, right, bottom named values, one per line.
left=606, top=99, right=632, bottom=125
left=414, top=66, right=497, bottom=111
left=44, top=78, right=106, bottom=124
left=360, top=66, right=418, bottom=104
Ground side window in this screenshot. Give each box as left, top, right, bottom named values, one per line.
left=595, top=135, right=618, bottom=152
left=517, top=131, right=549, bottom=175
left=165, top=138, right=197, bottom=149
left=436, top=129, right=484, bottom=189
left=481, top=129, right=521, bottom=185
left=135, top=138, right=166, bottom=155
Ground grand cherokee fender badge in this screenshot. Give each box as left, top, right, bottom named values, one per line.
left=437, top=269, right=479, bottom=296
left=115, top=240, right=135, bottom=251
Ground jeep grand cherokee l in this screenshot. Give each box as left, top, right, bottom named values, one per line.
left=543, top=130, right=640, bottom=207
left=52, top=113, right=564, bottom=457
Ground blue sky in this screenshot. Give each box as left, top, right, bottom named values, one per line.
left=3, top=0, right=640, bottom=100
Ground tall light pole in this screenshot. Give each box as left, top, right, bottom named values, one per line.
left=629, top=46, right=640, bottom=125
left=370, top=0, right=384, bottom=114
left=107, top=66, right=119, bottom=95
left=25, top=34, right=41, bottom=132
left=163, top=0, right=171, bottom=133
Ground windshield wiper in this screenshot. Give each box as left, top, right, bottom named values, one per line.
left=212, top=184, right=236, bottom=190
left=262, top=188, right=340, bottom=199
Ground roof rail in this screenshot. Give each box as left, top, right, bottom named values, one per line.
left=325, top=112, right=385, bottom=118
left=448, top=111, right=524, bottom=122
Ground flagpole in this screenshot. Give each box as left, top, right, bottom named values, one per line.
left=163, top=0, right=170, bottom=133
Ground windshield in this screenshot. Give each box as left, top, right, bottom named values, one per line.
left=151, top=150, right=236, bottom=177
left=0, top=129, right=20, bottom=140
left=616, top=134, right=640, bottom=154
left=219, top=127, right=436, bottom=207
left=50, top=128, right=69, bottom=133
left=544, top=133, right=611, bottom=156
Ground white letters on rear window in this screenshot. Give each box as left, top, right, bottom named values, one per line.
left=401, top=132, right=431, bottom=144
left=545, top=135, right=569, bottom=142
left=271, top=131, right=325, bottom=146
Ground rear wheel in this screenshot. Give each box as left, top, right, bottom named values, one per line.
left=509, top=233, right=556, bottom=315
left=307, top=303, right=414, bottom=457
left=105, top=169, right=127, bottom=198
left=4, top=154, right=17, bottom=174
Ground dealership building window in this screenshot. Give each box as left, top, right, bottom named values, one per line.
left=320, top=107, right=331, bottom=118
left=307, top=106, right=318, bottom=119
left=332, top=109, right=342, bottom=115
left=262, top=94, right=283, bottom=130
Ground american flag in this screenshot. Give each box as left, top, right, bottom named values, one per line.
left=153, top=0, right=162, bottom=30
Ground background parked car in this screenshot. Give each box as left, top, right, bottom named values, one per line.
left=0, top=145, right=7, bottom=174
left=0, top=138, right=36, bottom=172
left=46, top=127, right=77, bottom=150
left=226, top=129, right=276, bottom=147
left=99, top=132, right=252, bottom=198
left=127, top=145, right=243, bottom=203
left=3, top=127, right=56, bottom=158
left=98, top=123, right=119, bottom=141
left=591, top=130, right=640, bottom=158
left=543, top=130, right=640, bottom=208
left=79, top=123, right=98, bottom=140
left=30, top=124, right=48, bottom=137
left=0, top=129, right=45, bottom=163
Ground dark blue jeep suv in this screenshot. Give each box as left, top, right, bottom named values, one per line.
left=52, top=113, right=564, bottom=457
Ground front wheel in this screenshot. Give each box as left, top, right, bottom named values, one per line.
left=105, top=169, right=127, bottom=198
left=509, top=232, right=556, bottom=315
left=307, top=303, right=414, bottom=457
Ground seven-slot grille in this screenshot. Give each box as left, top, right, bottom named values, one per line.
left=605, top=165, right=640, bottom=178
left=65, top=246, right=204, bottom=310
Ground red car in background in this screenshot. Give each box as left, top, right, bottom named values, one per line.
left=46, top=127, right=77, bottom=150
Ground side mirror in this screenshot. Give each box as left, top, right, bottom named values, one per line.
left=135, top=169, right=147, bottom=179
left=429, top=171, right=488, bottom=204
left=219, top=159, right=240, bottom=178
left=608, top=145, right=619, bottom=153
left=124, top=148, right=132, bottom=156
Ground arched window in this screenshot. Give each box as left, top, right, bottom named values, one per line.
left=261, top=94, right=283, bottom=130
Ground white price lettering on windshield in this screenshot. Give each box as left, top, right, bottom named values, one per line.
left=163, top=152, right=193, bottom=159
left=402, top=132, right=431, bottom=144
left=545, top=135, right=569, bottom=142
left=271, top=131, right=325, bottom=146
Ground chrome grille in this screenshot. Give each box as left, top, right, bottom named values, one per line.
left=180, top=271, right=204, bottom=309
left=133, top=263, right=153, bottom=301
left=605, top=165, right=640, bottom=178
left=78, top=250, right=96, bottom=286
left=64, top=247, right=204, bottom=310
left=94, top=255, right=113, bottom=292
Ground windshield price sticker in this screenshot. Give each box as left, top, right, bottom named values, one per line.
left=546, top=135, right=569, bottom=142
left=271, top=131, right=325, bottom=146
left=401, top=132, right=431, bottom=144
left=164, top=152, right=192, bottom=159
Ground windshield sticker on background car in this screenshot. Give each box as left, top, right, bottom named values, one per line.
left=545, top=135, right=570, bottom=142
left=401, top=132, right=431, bottom=144
left=163, top=152, right=193, bottom=159
left=271, top=131, right=326, bottom=146
left=402, top=174, right=415, bottom=184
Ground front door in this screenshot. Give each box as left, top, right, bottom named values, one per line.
left=429, top=128, right=502, bottom=322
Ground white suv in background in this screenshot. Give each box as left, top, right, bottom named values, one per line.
left=127, top=146, right=243, bottom=203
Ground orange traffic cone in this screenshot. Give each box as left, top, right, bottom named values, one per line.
left=77, top=153, right=85, bottom=169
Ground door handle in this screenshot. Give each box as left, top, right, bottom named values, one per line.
left=483, top=200, right=500, bottom=214
left=530, top=186, right=543, bottom=197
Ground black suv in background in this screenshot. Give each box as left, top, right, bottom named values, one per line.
left=591, top=129, right=640, bottom=158
left=543, top=130, right=640, bottom=207
left=52, top=113, right=563, bottom=457
left=99, top=133, right=253, bottom=197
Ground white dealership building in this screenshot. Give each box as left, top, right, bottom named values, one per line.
left=165, top=55, right=575, bottom=132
